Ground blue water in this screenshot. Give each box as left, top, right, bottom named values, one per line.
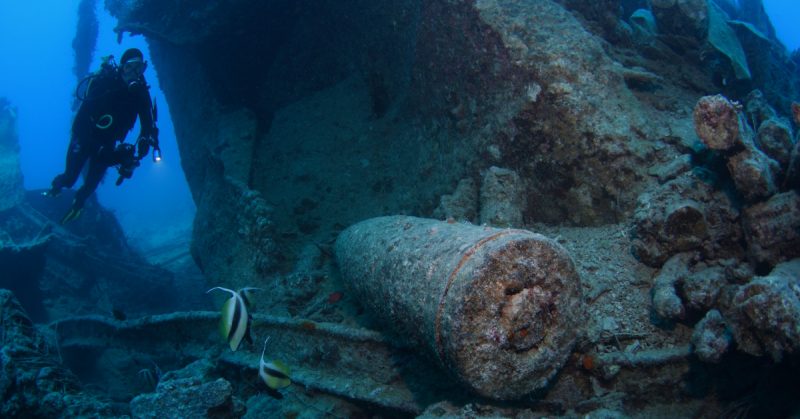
left=764, top=0, right=800, bottom=51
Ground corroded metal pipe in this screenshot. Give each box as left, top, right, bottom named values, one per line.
left=335, top=215, right=583, bottom=400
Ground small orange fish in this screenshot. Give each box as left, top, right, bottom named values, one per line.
left=792, top=102, right=800, bottom=125
left=300, top=321, right=317, bottom=331
left=582, top=354, right=595, bottom=370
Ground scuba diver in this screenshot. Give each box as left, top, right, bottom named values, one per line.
left=45, top=47, right=161, bottom=224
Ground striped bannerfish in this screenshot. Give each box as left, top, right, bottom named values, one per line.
left=207, top=287, right=260, bottom=351
left=259, top=337, right=291, bottom=390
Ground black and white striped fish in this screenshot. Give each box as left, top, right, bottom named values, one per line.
left=259, top=337, right=291, bottom=390
left=207, top=287, right=260, bottom=351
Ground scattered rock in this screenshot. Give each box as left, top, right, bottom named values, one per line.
left=631, top=173, right=743, bottom=267
left=693, top=94, right=742, bottom=152
left=130, top=360, right=245, bottom=419
left=742, top=191, right=800, bottom=267
left=728, top=259, right=800, bottom=361
left=691, top=309, right=732, bottom=363
left=652, top=252, right=694, bottom=320
left=433, top=178, right=478, bottom=223
left=726, top=144, right=780, bottom=202
left=682, top=266, right=726, bottom=311
left=664, top=200, right=709, bottom=247
left=745, top=90, right=777, bottom=130
left=650, top=154, right=692, bottom=184
left=755, top=118, right=793, bottom=168
left=692, top=94, right=785, bottom=203
left=479, top=166, right=525, bottom=227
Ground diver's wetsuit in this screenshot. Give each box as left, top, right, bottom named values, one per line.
left=50, top=66, right=156, bottom=209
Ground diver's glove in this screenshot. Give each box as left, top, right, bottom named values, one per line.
left=136, top=132, right=159, bottom=160
left=115, top=143, right=140, bottom=186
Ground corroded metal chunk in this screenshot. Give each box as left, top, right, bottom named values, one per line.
left=693, top=94, right=742, bottom=152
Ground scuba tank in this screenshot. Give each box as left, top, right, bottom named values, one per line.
left=75, top=55, right=118, bottom=103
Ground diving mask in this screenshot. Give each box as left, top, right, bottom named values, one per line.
left=122, top=58, right=146, bottom=78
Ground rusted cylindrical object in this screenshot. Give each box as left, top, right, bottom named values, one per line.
left=334, top=216, right=583, bottom=400
left=693, top=94, right=742, bottom=151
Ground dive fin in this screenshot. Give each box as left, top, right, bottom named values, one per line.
left=60, top=206, right=83, bottom=224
